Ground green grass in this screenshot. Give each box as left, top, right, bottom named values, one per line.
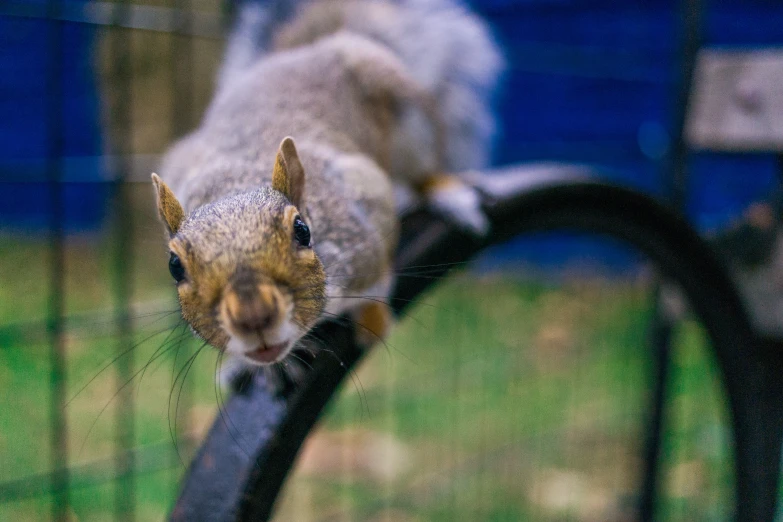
left=0, top=198, right=737, bottom=520
left=0, top=187, right=221, bottom=520
left=271, top=276, right=734, bottom=521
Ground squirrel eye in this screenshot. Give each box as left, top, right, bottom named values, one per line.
left=169, top=253, right=186, bottom=282
left=293, top=216, right=311, bottom=247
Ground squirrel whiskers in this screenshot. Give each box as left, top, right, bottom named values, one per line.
left=153, top=0, right=503, bottom=366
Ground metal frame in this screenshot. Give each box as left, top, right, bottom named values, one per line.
left=172, top=169, right=783, bottom=521
left=640, top=0, right=705, bottom=517
left=9, top=0, right=783, bottom=519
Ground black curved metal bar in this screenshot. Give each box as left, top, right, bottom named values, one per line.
left=171, top=167, right=783, bottom=522
left=641, top=0, right=705, bottom=515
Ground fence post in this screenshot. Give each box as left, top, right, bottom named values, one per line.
left=46, top=0, right=69, bottom=519
left=108, top=1, right=137, bottom=520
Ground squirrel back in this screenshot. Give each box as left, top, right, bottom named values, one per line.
left=154, top=0, right=503, bottom=365
left=220, top=0, right=504, bottom=173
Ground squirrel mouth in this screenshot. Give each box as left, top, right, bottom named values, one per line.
left=244, top=342, right=290, bottom=364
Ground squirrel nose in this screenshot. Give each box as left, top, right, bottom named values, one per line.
left=224, top=284, right=282, bottom=336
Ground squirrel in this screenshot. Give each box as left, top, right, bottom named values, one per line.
left=152, top=0, right=503, bottom=365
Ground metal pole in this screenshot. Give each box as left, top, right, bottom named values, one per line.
left=668, top=0, right=704, bottom=210
left=109, top=1, right=136, bottom=520
left=46, top=0, right=69, bottom=519
left=169, top=0, right=195, bottom=488
left=639, top=293, right=673, bottom=521
left=640, top=0, right=704, bottom=519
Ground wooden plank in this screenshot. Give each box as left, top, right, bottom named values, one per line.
left=687, top=48, right=783, bottom=152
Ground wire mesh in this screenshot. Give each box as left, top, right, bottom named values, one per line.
left=0, top=0, right=225, bottom=519
left=269, top=264, right=736, bottom=521
left=0, top=0, right=776, bottom=520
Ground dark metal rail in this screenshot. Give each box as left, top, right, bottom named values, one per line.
left=172, top=168, right=783, bottom=522
left=10, top=0, right=781, bottom=520
left=640, top=0, right=705, bottom=516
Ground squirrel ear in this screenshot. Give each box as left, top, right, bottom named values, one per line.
left=151, top=173, right=184, bottom=235
left=272, top=136, right=306, bottom=209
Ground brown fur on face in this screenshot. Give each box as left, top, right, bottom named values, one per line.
left=165, top=188, right=326, bottom=353
left=153, top=0, right=503, bottom=362
left=220, top=278, right=288, bottom=337
left=154, top=138, right=327, bottom=360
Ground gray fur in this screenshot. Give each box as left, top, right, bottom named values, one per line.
left=218, top=0, right=504, bottom=171
left=159, top=0, right=503, bottom=329
left=217, top=0, right=294, bottom=90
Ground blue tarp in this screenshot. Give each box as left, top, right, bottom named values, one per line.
left=0, top=2, right=106, bottom=231
left=1, top=0, right=783, bottom=235
left=472, top=0, right=783, bottom=232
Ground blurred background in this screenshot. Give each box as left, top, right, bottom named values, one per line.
left=1, top=0, right=783, bottom=520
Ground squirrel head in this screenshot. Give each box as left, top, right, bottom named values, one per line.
left=151, top=137, right=326, bottom=365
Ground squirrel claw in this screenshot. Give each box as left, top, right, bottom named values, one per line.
left=427, top=178, right=490, bottom=236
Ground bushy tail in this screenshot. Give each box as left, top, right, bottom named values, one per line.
left=216, top=0, right=300, bottom=90
left=218, top=0, right=504, bottom=171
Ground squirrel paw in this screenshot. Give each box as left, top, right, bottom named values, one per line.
left=352, top=301, right=393, bottom=348
left=218, top=355, right=254, bottom=393
left=424, top=175, right=489, bottom=235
